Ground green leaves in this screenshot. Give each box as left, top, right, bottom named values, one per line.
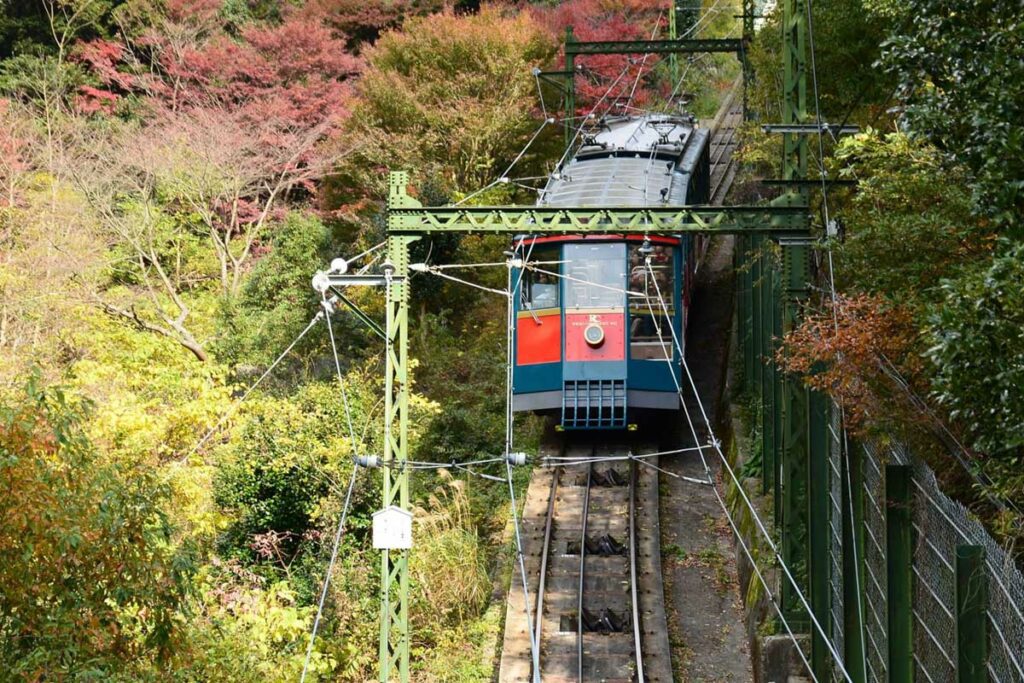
left=0, top=380, right=191, bottom=678
left=832, top=130, right=992, bottom=306
left=880, top=0, right=1024, bottom=234
left=927, top=240, right=1024, bottom=456
left=349, top=8, right=558, bottom=197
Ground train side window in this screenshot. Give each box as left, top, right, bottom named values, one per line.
left=521, top=248, right=560, bottom=310
left=628, top=243, right=676, bottom=360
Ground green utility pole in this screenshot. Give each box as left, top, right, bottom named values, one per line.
left=667, top=0, right=699, bottom=90
left=379, top=173, right=419, bottom=683
left=777, top=0, right=811, bottom=628
left=741, top=0, right=755, bottom=119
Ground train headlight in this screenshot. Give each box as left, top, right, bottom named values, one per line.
left=584, top=323, right=605, bottom=348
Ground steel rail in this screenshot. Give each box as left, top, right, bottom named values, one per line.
left=532, top=468, right=560, bottom=680
left=628, top=459, right=645, bottom=683
left=577, top=458, right=593, bottom=683
left=709, top=103, right=742, bottom=204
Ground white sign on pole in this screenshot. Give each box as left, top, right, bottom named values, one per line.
left=372, top=506, right=413, bottom=549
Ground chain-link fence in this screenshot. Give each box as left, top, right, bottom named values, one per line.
left=823, top=403, right=1024, bottom=683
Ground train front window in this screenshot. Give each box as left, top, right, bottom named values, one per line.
left=521, top=247, right=560, bottom=310
left=564, top=243, right=626, bottom=309
left=628, top=243, right=676, bottom=360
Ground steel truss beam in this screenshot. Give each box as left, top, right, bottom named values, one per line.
left=565, top=37, right=744, bottom=56
left=560, top=27, right=747, bottom=146
left=382, top=154, right=810, bottom=679
left=387, top=182, right=808, bottom=235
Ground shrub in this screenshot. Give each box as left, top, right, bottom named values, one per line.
left=0, top=378, right=190, bottom=678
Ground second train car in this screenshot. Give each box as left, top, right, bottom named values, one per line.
left=511, top=113, right=710, bottom=429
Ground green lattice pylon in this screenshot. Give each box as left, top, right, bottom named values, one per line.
left=379, top=173, right=419, bottom=683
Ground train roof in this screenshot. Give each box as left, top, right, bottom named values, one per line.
left=539, top=114, right=709, bottom=208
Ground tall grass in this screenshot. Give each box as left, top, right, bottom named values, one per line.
left=410, top=470, right=491, bottom=637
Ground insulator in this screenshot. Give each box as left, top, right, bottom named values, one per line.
left=381, top=259, right=395, bottom=276
left=330, top=257, right=348, bottom=274
left=311, top=271, right=330, bottom=293
left=356, top=455, right=380, bottom=468
left=409, top=263, right=429, bottom=272
left=506, top=451, right=528, bottom=466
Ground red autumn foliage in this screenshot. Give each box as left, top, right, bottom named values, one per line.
left=532, top=0, right=665, bottom=111
left=68, top=3, right=365, bottom=306
left=306, top=0, right=443, bottom=44
left=73, top=4, right=362, bottom=201
left=159, top=16, right=360, bottom=127
left=0, top=100, right=31, bottom=208
left=75, top=85, right=119, bottom=115
left=779, top=293, right=926, bottom=432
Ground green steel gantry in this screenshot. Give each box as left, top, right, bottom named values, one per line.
left=560, top=25, right=745, bottom=147
left=376, top=1, right=829, bottom=680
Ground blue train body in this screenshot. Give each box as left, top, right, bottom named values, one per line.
left=511, top=114, right=710, bottom=429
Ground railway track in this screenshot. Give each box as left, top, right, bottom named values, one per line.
left=708, top=79, right=744, bottom=206
left=498, top=443, right=673, bottom=682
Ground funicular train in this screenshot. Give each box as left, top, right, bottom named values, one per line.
left=511, top=114, right=711, bottom=429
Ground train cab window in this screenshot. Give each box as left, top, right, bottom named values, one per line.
left=564, top=243, right=626, bottom=309
left=628, top=243, right=676, bottom=360
left=521, top=247, right=560, bottom=311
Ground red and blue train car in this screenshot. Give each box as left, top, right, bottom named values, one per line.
left=511, top=114, right=710, bottom=429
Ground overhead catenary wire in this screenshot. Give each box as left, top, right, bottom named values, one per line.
left=635, top=261, right=823, bottom=680
left=625, top=10, right=666, bottom=109
left=450, top=118, right=552, bottom=207
left=300, top=450, right=361, bottom=683
left=302, top=289, right=373, bottom=682
left=503, top=235, right=542, bottom=683
left=802, top=0, right=869, bottom=673
left=555, top=60, right=636, bottom=171
left=177, top=312, right=323, bottom=463
left=411, top=264, right=509, bottom=297
left=323, top=294, right=360, bottom=455
left=643, top=258, right=854, bottom=682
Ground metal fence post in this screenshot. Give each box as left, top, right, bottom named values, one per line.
left=808, top=390, right=830, bottom=678
left=739, top=236, right=754, bottom=392
left=955, top=545, right=989, bottom=683
left=885, top=465, right=913, bottom=683
left=771, top=263, right=784, bottom=528
left=761, top=248, right=776, bottom=501
left=842, top=439, right=867, bottom=682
